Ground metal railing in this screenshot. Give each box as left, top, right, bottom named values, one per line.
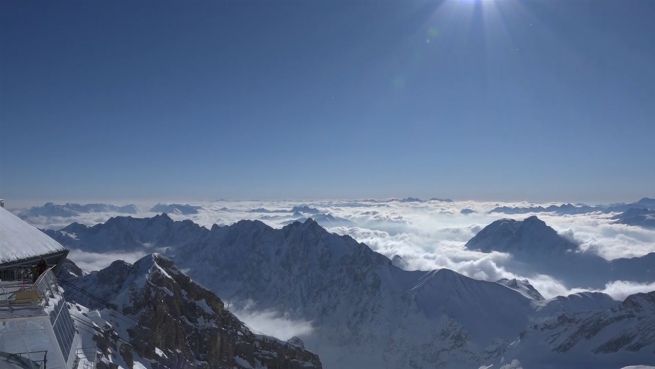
left=0, top=350, right=47, bottom=369
left=0, top=268, right=58, bottom=310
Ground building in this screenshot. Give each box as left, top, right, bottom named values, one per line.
left=0, top=205, right=89, bottom=369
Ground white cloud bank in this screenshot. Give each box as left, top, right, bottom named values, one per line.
left=229, top=302, right=314, bottom=340
left=68, top=249, right=148, bottom=272
left=572, top=280, right=655, bottom=301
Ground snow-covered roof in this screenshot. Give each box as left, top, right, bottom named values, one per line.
left=0, top=207, right=65, bottom=264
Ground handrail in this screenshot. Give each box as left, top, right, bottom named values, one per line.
left=0, top=350, right=47, bottom=369
left=34, top=267, right=57, bottom=297
left=0, top=268, right=58, bottom=310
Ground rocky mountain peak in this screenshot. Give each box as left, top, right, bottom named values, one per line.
left=622, top=291, right=655, bottom=312
left=497, top=278, right=545, bottom=301
left=65, top=255, right=323, bottom=369
left=465, top=216, right=577, bottom=255
left=150, top=212, right=173, bottom=222
left=283, top=217, right=323, bottom=233
left=60, top=221, right=89, bottom=233
left=636, top=197, right=655, bottom=209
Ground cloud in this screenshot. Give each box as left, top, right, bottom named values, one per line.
left=571, top=280, right=655, bottom=301
left=68, top=249, right=148, bottom=272
left=524, top=274, right=573, bottom=299
left=229, top=302, right=314, bottom=340
left=537, top=212, right=655, bottom=260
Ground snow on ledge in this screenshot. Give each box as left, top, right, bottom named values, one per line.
left=0, top=207, right=65, bottom=264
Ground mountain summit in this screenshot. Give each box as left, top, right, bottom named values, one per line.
left=465, top=216, right=577, bottom=256
left=466, top=216, right=655, bottom=287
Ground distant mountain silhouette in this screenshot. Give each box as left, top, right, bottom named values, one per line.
left=150, top=203, right=202, bottom=215
left=467, top=216, right=655, bottom=287
left=613, top=208, right=655, bottom=229
left=19, top=202, right=138, bottom=218
left=489, top=198, right=655, bottom=221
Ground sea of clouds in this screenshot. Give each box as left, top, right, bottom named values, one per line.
left=14, top=198, right=655, bottom=301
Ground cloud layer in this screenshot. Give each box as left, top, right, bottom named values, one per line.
left=68, top=249, right=148, bottom=272
left=229, top=300, right=314, bottom=340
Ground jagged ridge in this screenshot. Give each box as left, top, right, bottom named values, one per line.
left=64, top=254, right=322, bottom=369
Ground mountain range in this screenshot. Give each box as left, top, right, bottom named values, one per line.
left=490, top=197, right=655, bottom=217
left=45, top=214, right=655, bottom=368
left=614, top=208, right=655, bottom=229
left=58, top=254, right=322, bottom=369
left=150, top=203, right=202, bottom=215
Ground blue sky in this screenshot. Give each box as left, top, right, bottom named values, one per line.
left=1, top=0, right=654, bottom=202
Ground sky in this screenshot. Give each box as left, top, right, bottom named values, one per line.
left=1, top=0, right=654, bottom=202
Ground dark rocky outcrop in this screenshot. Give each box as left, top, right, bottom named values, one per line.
left=466, top=216, right=655, bottom=287
left=65, top=255, right=322, bottom=369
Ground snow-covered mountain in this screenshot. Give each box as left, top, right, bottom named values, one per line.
left=60, top=254, right=322, bottom=369
left=506, top=291, right=655, bottom=368
left=466, top=216, right=577, bottom=256
left=45, top=214, right=207, bottom=252
left=46, top=214, right=655, bottom=368
left=497, top=278, right=545, bottom=301
left=466, top=216, right=655, bottom=287
left=170, top=220, right=544, bottom=368
left=49, top=217, right=533, bottom=367
left=535, top=292, right=619, bottom=317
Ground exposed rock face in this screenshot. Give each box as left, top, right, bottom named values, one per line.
left=57, top=258, right=84, bottom=279
left=502, top=291, right=655, bottom=368
left=65, top=255, right=322, bottom=369
left=497, top=278, right=544, bottom=301
left=622, top=291, right=655, bottom=313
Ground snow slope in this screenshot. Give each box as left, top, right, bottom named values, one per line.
left=506, top=291, right=655, bottom=369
